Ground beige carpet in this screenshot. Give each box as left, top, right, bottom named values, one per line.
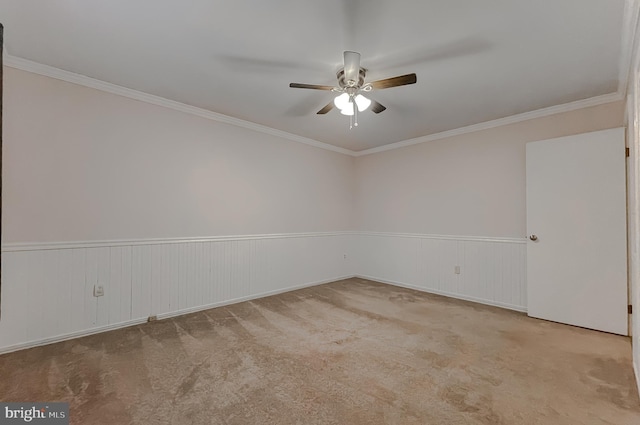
left=0, top=278, right=639, bottom=424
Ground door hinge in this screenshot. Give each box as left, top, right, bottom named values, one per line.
left=626, top=147, right=630, bottom=157
left=629, top=305, right=633, bottom=314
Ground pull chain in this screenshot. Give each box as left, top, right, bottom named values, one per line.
left=354, top=97, right=358, bottom=127
left=348, top=96, right=358, bottom=129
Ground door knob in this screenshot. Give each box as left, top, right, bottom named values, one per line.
left=529, top=235, right=538, bottom=241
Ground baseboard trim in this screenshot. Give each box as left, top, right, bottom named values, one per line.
left=154, top=275, right=356, bottom=321
left=0, top=275, right=355, bottom=355
left=0, top=318, right=148, bottom=356
left=356, top=274, right=528, bottom=313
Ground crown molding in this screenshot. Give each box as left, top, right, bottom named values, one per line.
left=4, top=53, right=625, bottom=158
left=620, top=0, right=640, bottom=96
left=3, top=54, right=357, bottom=157
left=353, top=92, right=624, bottom=156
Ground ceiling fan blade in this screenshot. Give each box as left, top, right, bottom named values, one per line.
left=343, top=51, right=361, bottom=85
left=370, top=73, right=417, bottom=90
left=317, top=102, right=335, bottom=114
left=289, top=83, right=335, bottom=90
left=371, top=100, right=386, bottom=114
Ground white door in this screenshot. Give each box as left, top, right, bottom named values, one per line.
left=526, top=127, right=627, bottom=335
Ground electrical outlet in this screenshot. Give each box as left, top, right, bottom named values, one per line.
left=454, top=266, right=461, bottom=274
left=343, top=254, right=348, bottom=259
left=93, top=285, right=104, bottom=297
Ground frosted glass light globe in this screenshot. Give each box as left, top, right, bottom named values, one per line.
left=340, top=102, right=355, bottom=116
left=333, top=93, right=350, bottom=110
left=355, top=94, right=371, bottom=112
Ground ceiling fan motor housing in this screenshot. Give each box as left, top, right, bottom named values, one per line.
left=337, top=68, right=366, bottom=88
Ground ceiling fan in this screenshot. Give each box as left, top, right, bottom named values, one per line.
left=289, top=51, right=417, bottom=128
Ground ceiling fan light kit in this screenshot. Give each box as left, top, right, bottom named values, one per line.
left=340, top=104, right=355, bottom=116
left=334, top=93, right=371, bottom=113
left=334, top=92, right=351, bottom=110
left=289, top=51, right=417, bottom=129
left=355, top=94, right=372, bottom=112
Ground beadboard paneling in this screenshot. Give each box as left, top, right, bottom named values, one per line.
left=353, top=233, right=527, bottom=311
left=0, top=231, right=527, bottom=353
left=0, top=233, right=353, bottom=353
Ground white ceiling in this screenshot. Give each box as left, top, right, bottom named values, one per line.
left=0, top=0, right=628, bottom=152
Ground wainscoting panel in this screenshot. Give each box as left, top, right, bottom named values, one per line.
left=354, top=233, right=527, bottom=311
left=0, top=231, right=526, bottom=353
left=0, top=233, right=353, bottom=353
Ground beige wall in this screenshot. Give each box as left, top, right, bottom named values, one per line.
left=4, top=66, right=624, bottom=244
left=354, top=101, right=625, bottom=238
left=2, top=67, right=354, bottom=243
